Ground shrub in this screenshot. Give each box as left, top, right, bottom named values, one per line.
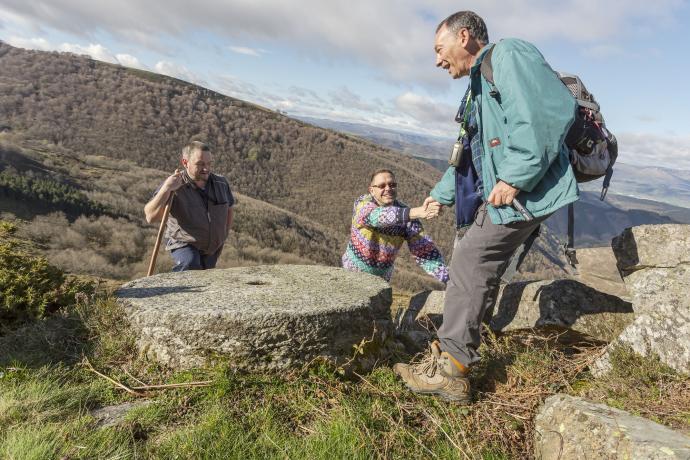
left=0, top=221, right=93, bottom=327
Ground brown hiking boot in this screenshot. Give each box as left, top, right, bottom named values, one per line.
left=393, top=341, right=470, bottom=403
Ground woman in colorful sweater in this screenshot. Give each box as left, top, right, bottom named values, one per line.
left=342, top=169, right=450, bottom=283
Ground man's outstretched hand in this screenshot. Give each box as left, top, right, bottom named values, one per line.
left=423, top=196, right=440, bottom=211
left=411, top=196, right=443, bottom=220
left=487, top=180, right=519, bottom=207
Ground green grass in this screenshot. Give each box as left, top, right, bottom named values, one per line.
left=1, top=291, right=688, bottom=459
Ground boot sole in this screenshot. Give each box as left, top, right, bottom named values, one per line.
left=404, top=385, right=471, bottom=403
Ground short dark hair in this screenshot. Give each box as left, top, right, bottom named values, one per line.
left=437, top=11, right=489, bottom=45
left=182, top=140, right=211, bottom=159
left=370, top=169, right=395, bottom=184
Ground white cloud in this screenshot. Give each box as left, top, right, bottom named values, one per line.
left=330, top=86, right=379, bottom=112
left=288, top=86, right=326, bottom=103
left=228, top=45, right=265, bottom=57
left=211, top=75, right=452, bottom=136
left=3, top=1, right=682, bottom=88
left=6, top=35, right=51, bottom=50
left=58, top=42, right=118, bottom=63
left=115, top=53, right=147, bottom=69
left=7, top=36, right=148, bottom=70
left=5, top=35, right=151, bottom=70
left=581, top=44, right=628, bottom=59
left=212, top=74, right=285, bottom=109
left=154, top=61, right=206, bottom=85
left=616, top=132, right=690, bottom=170
left=394, top=92, right=456, bottom=126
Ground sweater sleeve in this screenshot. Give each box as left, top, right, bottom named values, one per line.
left=355, top=195, right=410, bottom=229
left=405, top=221, right=450, bottom=283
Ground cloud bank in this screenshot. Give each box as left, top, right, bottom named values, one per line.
left=1, top=0, right=683, bottom=87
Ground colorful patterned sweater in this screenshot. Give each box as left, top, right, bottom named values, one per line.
left=342, top=194, right=449, bottom=283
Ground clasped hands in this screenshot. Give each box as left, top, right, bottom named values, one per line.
left=412, top=181, right=519, bottom=221
left=410, top=197, right=443, bottom=220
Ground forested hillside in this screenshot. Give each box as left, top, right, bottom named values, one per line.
left=0, top=42, right=444, bottom=225
left=0, top=41, right=570, bottom=288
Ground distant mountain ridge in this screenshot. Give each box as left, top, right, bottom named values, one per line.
left=548, top=191, right=690, bottom=247
left=299, top=116, right=690, bottom=248
left=301, top=115, right=690, bottom=209
left=578, top=163, right=690, bottom=209
left=297, top=115, right=452, bottom=160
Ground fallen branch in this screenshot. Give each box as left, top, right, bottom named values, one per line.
left=130, top=381, right=212, bottom=390
left=82, top=357, right=212, bottom=394
left=122, top=367, right=147, bottom=387
left=82, top=357, right=142, bottom=396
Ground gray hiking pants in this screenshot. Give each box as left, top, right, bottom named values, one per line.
left=438, top=203, right=550, bottom=367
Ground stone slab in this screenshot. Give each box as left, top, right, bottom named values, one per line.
left=535, top=394, right=690, bottom=459
left=490, top=280, right=633, bottom=342
left=403, top=280, right=634, bottom=343
left=575, top=246, right=630, bottom=301
left=625, top=265, right=690, bottom=317
left=612, top=224, right=690, bottom=274
left=593, top=312, right=690, bottom=377
left=117, top=265, right=392, bottom=370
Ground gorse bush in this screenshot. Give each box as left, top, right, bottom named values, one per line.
left=0, top=220, right=93, bottom=327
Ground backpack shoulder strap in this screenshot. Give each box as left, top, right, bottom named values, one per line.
left=564, top=202, right=579, bottom=268
left=480, top=45, right=495, bottom=85
left=480, top=44, right=500, bottom=98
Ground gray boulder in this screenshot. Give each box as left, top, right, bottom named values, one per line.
left=592, top=311, right=690, bottom=377
left=534, top=394, right=690, bottom=460
left=575, top=246, right=630, bottom=301
left=489, top=280, right=633, bottom=342
left=595, top=224, right=690, bottom=376
left=624, top=264, right=690, bottom=317
left=402, top=280, right=633, bottom=343
left=613, top=224, right=690, bottom=275
left=117, top=265, right=392, bottom=370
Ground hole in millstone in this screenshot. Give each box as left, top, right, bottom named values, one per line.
left=246, top=280, right=268, bottom=286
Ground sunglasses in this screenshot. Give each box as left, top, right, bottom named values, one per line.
left=371, top=182, right=397, bottom=189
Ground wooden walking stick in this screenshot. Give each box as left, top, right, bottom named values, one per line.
left=147, top=169, right=183, bottom=276
left=147, top=192, right=174, bottom=276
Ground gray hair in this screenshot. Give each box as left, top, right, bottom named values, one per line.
left=182, top=140, right=211, bottom=159
left=437, top=11, right=489, bottom=45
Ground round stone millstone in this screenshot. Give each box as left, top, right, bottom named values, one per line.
left=116, top=265, right=392, bottom=370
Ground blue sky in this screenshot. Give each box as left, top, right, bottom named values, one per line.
left=1, top=0, right=689, bottom=170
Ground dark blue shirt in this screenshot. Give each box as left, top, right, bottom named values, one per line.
left=454, top=86, right=484, bottom=227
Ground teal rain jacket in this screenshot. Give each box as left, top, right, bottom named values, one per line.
left=431, top=39, right=579, bottom=225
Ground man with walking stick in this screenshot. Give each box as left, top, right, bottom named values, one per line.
left=144, top=140, right=235, bottom=273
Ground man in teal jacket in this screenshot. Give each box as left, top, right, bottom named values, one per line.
left=393, top=11, right=579, bottom=403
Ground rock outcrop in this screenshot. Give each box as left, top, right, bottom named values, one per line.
left=534, top=394, right=690, bottom=460
left=595, top=224, right=690, bottom=376
left=574, top=246, right=630, bottom=301
left=612, top=224, right=690, bottom=276
left=400, top=279, right=633, bottom=343
left=489, top=280, right=633, bottom=342
left=117, top=265, right=392, bottom=370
